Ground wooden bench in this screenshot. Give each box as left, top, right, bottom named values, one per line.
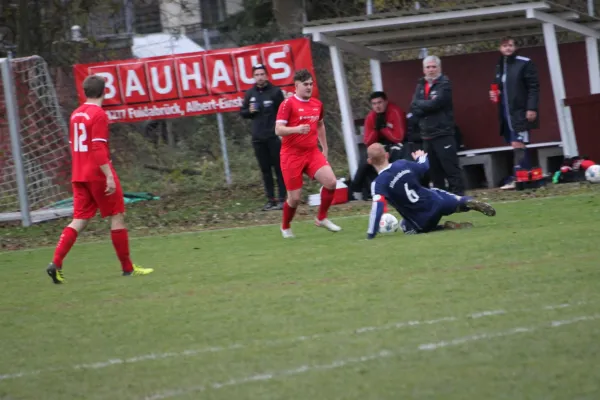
left=352, top=118, right=563, bottom=188
left=458, top=142, right=563, bottom=188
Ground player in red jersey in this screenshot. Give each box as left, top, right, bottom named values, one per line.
left=275, top=69, right=341, bottom=238
left=46, top=75, right=153, bottom=284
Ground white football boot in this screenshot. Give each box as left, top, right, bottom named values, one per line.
left=315, top=218, right=342, bottom=232
left=281, top=227, right=295, bottom=238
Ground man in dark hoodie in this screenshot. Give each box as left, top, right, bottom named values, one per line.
left=240, top=64, right=286, bottom=210
left=490, top=36, right=540, bottom=190
left=410, top=55, right=465, bottom=195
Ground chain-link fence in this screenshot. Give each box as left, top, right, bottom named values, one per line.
left=1, top=0, right=598, bottom=209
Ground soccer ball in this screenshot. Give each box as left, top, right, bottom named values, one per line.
left=379, top=213, right=399, bottom=234
left=585, top=164, right=600, bottom=183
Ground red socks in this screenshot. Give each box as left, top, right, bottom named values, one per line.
left=52, top=226, right=133, bottom=273
left=282, top=187, right=335, bottom=229
left=282, top=202, right=297, bottom=230
left=111, top=229, right=133, bottom=273
left=52, top=227, right=78, bottom=268
left=317, top=187, right=336, bottom=221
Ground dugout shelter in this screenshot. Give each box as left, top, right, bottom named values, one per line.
left=302, top=0, right=600, bottom=188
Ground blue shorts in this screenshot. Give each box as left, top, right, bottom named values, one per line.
left=501, top=103, right=529, bottom=144
left=507, top=130, right=529, bottom=144
left=400, top=188, right=462, bottom=234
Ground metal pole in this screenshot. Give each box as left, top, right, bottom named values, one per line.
left=1, top=53, right=31, bottom=226
left=585, top=36, right=600, bottom=94
left=124, top=0, right=134, bottom=35
left=329, top=45, right=359, bottom=177
left=302, top=0, right=307, bottom=24
left=366, top=0, right=382, bottom=91
left=585, top=0, right=599, bottom=93
left=542, top=23, right=578, bottom=157
left=203, top=29, right=232, bottom=185
left=415, top=1, right=428, bottom=59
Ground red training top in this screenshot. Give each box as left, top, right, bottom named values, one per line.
left=276, top=94, right=324, bottom=154
left=69, top=103, right=114, bottom=182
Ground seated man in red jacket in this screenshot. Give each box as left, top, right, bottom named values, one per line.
left=351, top=91, right=407, bottom=200
left=364, top=92, right=407, bottom=151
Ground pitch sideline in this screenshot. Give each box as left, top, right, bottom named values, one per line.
left=1, top=192, right=594, bottom=256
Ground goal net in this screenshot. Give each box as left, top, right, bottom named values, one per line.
left=0, top=55, right=72, bottom=224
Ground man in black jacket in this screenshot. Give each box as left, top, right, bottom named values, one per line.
left=410, top=55, right=465, bottom=195
left=240, top=64, right=286, bottom=210
left=490, top=36, right=540, bottom=190
left=404, top=112, right=422, bottom=156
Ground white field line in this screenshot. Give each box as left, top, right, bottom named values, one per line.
left=1, top=191, right=594, bottom=256
left=0, top=301, right=587, bottom=381
left=144, top=314, right=600, bottom=400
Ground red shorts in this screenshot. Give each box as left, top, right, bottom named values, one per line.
left=72, top=178, right=125, bottom=219
left=280, top=148, right=329, bottom=191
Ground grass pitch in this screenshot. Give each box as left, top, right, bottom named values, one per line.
left=1, top=193, right=599, bottom=400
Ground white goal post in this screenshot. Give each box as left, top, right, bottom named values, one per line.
left=0, top=54, right=72, bottom=226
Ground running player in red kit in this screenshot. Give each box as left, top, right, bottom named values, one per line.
left=46, top=75, right=153, bottom=283
left=275, top=69, right=341, bottom=238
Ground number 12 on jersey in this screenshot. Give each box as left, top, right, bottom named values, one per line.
left=73, top=123, right=88, bottom=152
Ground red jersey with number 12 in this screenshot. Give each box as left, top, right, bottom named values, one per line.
left=276, top=95, right=324, bottom=153
left=69, top=103, right=113, bottom=182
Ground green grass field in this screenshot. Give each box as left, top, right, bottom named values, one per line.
left=1, top=193, right=600, bottom=400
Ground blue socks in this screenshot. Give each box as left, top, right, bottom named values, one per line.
left=513, top=147, right=529, bottom=172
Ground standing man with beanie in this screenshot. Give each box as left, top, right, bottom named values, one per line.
left=490, top=36, right=540, bottom=190
left=240, top=64, right=286, bottom=210
left=410, top=55, right=465, bottom=195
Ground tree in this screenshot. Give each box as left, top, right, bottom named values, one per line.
left=218, top=0, right=278, bottom=45
left=272, top=0, right=304, bottom=36
left=4, top=0, right=103, bottom=60
left=16, top=0, right=30, bottom=56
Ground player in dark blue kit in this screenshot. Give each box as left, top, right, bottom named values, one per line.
left=365, top=143, right=495, bottom=239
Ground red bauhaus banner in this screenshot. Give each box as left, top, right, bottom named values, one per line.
left=73, top=38, right=318, bottom=123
